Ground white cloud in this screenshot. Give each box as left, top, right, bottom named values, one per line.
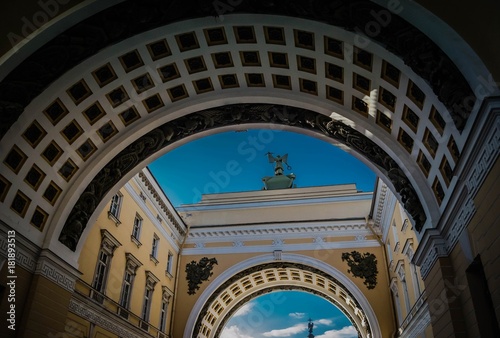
left=289, top=312, right=306, bottom=319
left=263, top=323, right=307, bottom=337
left=314, top=326, right=358, bottom=338
left=315, top=319, right=333, bottom=326
left=234, top=303, right=254, bottom=317
left=221, top=325, right=255, bottom=338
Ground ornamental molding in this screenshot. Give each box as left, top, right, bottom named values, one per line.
left=0, top=221, right=40, bottom=273
left=35, top=249, right=81, bottom=292
left=188, top=221, right=369, bottom=240
left=69, top=298, right=142, bottom=338
left=415, top=230, right=447, bottom=278
left=183, top=239, right=381, bottom=256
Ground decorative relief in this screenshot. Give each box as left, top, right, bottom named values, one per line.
left=194, top=242, right=205, bottom=248
left=313, top=236, right=325, bottom=243
left=186, top=257, right=218, bottom=295
left=272, top=238, right=284, bottom=246
left=59, top=104, right=427, bottom=250
left=233, top=241, right=245, bottom=247
left=342, top=251, right=378, bottom=289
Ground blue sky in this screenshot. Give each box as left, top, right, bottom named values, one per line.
left=148, top=129, right=376, bottom=206
left=221, top=291, right=357, bottom=338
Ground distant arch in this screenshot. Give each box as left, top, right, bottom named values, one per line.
left=184, top=253, right=383, bottom=338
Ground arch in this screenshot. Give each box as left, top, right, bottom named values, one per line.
left=183, top=253, right=382, bottom=338
left=0, top=5, right=495, bottom=269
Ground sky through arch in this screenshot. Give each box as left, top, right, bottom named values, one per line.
left=221, top=290, right=358, bottom=338
left=148, top=129, right=376, bottom=207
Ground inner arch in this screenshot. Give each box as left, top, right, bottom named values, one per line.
left=185, top=253, right=382, bottom=338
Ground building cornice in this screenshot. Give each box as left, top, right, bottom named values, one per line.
left=188, top=219, right=370, bottom=239
left=178, top=193, right=372, bottom=212
left=138, top=170, right=186, bottom=236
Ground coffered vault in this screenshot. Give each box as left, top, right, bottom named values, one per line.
left=2, top=3, right=494, bottom=262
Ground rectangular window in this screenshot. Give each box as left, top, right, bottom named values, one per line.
left=109, top=192, right=122, bottom=218
left=151, top=235, right=159, bottom=258
left=119, top=270, right=134, bottom=309
left=142, top=288, right=152, bottom=321
left=132, top=214, right=142, bottom=240
left=92, top=250, right=110, bottom=292
left=166, top=252, right=174, bottom=275
left=159, top=299, right=168, bottom=331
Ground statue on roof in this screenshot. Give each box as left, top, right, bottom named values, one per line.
left=262, top=152, right=296, bottom=190
left=267, top=152, right=292, bottom=175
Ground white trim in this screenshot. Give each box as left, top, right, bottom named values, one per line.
left=183, top=253, right=382, bottom=338
left=178, top=194, right=373, bottom=211
left=182, top=239, right=380, bottom=255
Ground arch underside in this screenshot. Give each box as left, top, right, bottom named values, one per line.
left=0, top=0, right=482, bottom=255
left=193, top=262, right=373, bottom=338
left=0, top=0, right=474, bottom=135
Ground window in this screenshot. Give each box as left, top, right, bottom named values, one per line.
left=142, top=271, right=159, bottom=322
left=93, top=251, right=110, bottom=293
left=159, top=299, right=168, bottom=331
left=159, top=286, right=172, bottom=332
left=109, top=192, right=122, bottom=219
left=132, top=214, right=142, bottom=241
left=92, top=230, right=121, bottom=301
left=166, top=252, right=174, bottom=275
left=142, top=288, right=152, bottom=321
left=150, top=234, right=159, bottom=265
left=119, top=271, right=133, bottom=308
left=151, top=235, right=159, bottom=258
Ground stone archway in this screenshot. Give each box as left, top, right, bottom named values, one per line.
left=0, top=0, right=495, bottom=275
left=184, top=253, right=383, bottom=338
left=1, top=2, right=499, bottom=338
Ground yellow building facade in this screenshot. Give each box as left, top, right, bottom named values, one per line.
left=59, top=169, right=184, bottom=338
